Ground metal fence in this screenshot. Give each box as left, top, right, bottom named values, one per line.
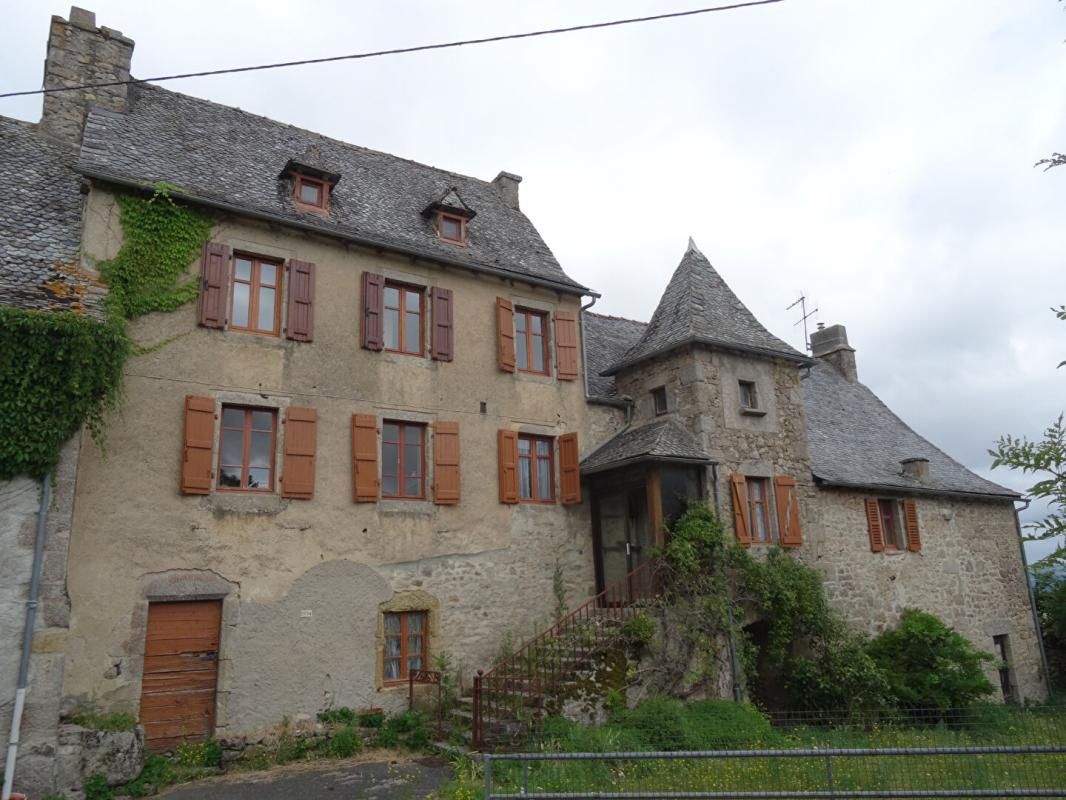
left=482, top=745, right=1066, bottom=799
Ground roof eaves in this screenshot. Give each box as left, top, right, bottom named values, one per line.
left=582, top=454, right=715, bottom=476
left=79, top=166, right=599, bottom=298
left=602, top=335, right=812, bottom=376
left=812, top=475, right=1021, bottom=502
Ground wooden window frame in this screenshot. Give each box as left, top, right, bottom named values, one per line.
left=381, top=421, right=426, bottom=500
left=514, top=307, right=550, bottom=375
left=294, top=174, right=329, bottom=212
left=518, top=433, right=555, bottom=504
left=229, top=254, right=282, bottom=336
left=739, top=380, right=758, bottom=410
left=877, top=498, right=905, bottom=551
left=383, top=610, right=428, bottom=686
left=383, top=281, right=425, bottom=357
left=437, top=211, right=467, bottom=246
left=652, top=386, right=668, bottom=416
left=217, top=405, right=277, bottom=493
left=746, top=476, right=773, bottom=543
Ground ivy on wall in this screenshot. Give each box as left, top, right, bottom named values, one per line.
left=0, top=184, right=213, bottom=480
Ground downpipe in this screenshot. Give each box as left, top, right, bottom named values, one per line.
left=2, top=473, right=51, bottom=800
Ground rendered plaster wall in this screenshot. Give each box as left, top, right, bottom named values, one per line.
left=809, top=488, right=1046, bottom=703
left=583, top=402, right=626, bottom=453
left=613, top=346, right=815, bottom=540
left=62, top=187, right=596, bottom=738
left=0, top=436, right=81, bottom=796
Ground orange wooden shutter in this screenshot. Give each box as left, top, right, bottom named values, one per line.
left=496, top=297, right=515, bottom=373
left=281, top=407, right=317, bottom=499
left=432, top=421, right=461, bottom=505
left=902, top=498, right=922, bottom=552
left=431, top=287, right=454, bottom=362
left=181, top=396, right=216, bottom=495
left=351, top=414, right=379, bottom=502
left=730, top=473, right=751, bottom=547
left=197, top=242, right=230, bottom=329
left=497, top=429, right=519, bottom=503
left=361, top=272, right=384, bottom=351
left=774, top=475, right=802, bottom=548
left=865, top=498, right=885, bottom=552
left=554, top=310, right=579, bottom=381
left=559, top=432, right=581, bottom=504
left=285, top=259, right=315, bottom=342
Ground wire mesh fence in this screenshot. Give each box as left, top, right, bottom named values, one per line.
left=476, top=705, right=1066, bottom=799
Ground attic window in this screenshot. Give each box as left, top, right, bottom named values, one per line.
left=437, top=212, right=467, bottom=245
left=739, top=381, right=757, bottom=409
left=294, top=174, right=327, bottom=211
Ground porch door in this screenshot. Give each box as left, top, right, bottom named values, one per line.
left=140, top=600, right=222, bottom=751
left=598, top=486, right=651, bottom=594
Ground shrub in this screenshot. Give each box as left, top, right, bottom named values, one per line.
left=174, top=738, right=222, bottom=768
left=786, top=631, right=891, bottom=714
left=318, top=707, right=357, bottom=725
left=681, top=700, right=772, bottom=749
left=330, top=725, right=362, bottom=758
left=614, top=696, right=688, bottom=751
left=867, top=608, right=995, bottom=711
left=121, top=753, right=177, bottom=797
left=70, top=707, right=137, bottom=732
left=621, top=612, right=656, bottom=645
left=84, top=773, right=113, bottom=800
left=358, top=709, right=385, bottom=728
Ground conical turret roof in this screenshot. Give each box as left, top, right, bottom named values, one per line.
left=603, top=240, right=807, bottom=375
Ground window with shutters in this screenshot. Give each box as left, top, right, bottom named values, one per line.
left=876, top=498, right=906, bottom=550
left=230, top=255, right=282, bottom=335
left=383, top=610, right=428, bottom=684
left=217, top=406, right=277, bottom=492
left=383, top=282, right=424, bottom=356
left=382, top=421, right=425, bottom=499
left=652, top=386, right=668, bottom=416
left=515, top=308, right=549, bottom=375
left=746, top=477, right=773, bottom=543
left=436, top=212, right=467, bottom=245
left=294, top=174, right=328, bottom=212
left=518, top=434, right=555, bottom=503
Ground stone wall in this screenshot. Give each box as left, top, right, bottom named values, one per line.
left=61, top=186, right=598, bottom=741
left=0, top=436, right=81, bottom=797
left=807, top=487, right=1046, bottom=703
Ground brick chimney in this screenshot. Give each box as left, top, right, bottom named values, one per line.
left=492, top=171, right=522, bottom=210
left=810, top=323, right=858, bottom=383
left=40, top=7, right=135, bottom=145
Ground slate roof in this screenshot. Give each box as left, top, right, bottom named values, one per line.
left=0, top=116, right=104, bottom=315
left=802, top=361, right=1018, bottom=498
left=583, top=311, right=647, bottom=402
left=603, top=240, right=806, bottom=375
left=582, top=417, right=712, bottom=474
left=77, top=84, right=588, bottom=294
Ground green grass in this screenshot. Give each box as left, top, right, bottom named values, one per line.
left=437, top=701, right=1066, bottom=799
left=69, top=707, right=138, bottom=732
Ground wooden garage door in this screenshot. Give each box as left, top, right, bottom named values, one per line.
left=140, top=600, right=222, bottom=752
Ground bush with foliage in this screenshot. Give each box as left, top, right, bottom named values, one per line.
left=69, top=707, right=137, bottom=732
left=317, top=706, right=357, bottom=725
left=84, top=773, right=113, bottom=800
left=680, top=700, right=772, bottom=748
left=621, top=612, right=656, bottom=645
left=1033, top=568, right=1066, bottom=689
left=329, top=725, right=362, bottom=758
left=867, top=608, right=995, bottom=710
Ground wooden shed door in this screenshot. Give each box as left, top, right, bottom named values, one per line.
left=140, top=600, right=222, bottom=751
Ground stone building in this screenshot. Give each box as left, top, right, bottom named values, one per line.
left=0, top=6, right=1046, bottom=795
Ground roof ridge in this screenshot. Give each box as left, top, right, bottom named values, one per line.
left=585, top=310, right=648, bottom=325
left=127, top=82, right=501, bottom=189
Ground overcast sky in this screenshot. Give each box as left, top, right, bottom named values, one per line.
left=3, top=1, right=1064, bottom=559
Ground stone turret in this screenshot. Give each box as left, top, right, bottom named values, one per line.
left=41, top=7, right=135, bottom=145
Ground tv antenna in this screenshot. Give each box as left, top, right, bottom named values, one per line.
left=787, top=294, right=818, bottom=352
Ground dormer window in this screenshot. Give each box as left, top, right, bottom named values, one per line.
left=438, top=212, right=466, bottom=245
left=423, top=187, right=475, bottom=247
left=295, top=174, right=327, bottom=211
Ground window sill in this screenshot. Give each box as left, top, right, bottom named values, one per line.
left=513, top=371, right=554, bottom=386
left=740, top=407, right=767, bottom=417
left=204, top=492, right=288, bottom=516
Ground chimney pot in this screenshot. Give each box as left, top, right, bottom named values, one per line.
left=810, top=323, right=858, bottom=382
left=901, top=457, right=930, bottom=483
left=492, top=171, right=522, bottom=210
left=40, top=7, right=135, bottom=145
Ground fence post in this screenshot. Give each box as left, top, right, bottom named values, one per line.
left=824, top=752, right=834, bottom=794
left=473, top=671, right=483, bottom=750
left=484, top=753, right=493, bottom=800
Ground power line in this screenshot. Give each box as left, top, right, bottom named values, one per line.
left=0, top=0, right=785, bottom=100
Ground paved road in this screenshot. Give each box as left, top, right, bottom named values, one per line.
left=160, top=757, right=452, bottom=799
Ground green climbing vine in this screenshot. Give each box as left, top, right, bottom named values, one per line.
left=0, top=184, right=213, bottom=479
left=99, top=183, right=214, bottom=318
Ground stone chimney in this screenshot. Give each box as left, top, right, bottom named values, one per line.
left=810, top=323, right=858, bottom=383
left=492, top=171, right=522, bottom=210
left=40, top=7, right=135, bottom=145
left=900, top=457, right=930, bottom=483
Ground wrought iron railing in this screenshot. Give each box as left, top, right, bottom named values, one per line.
left=472, top=560, right=657, bottom=750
